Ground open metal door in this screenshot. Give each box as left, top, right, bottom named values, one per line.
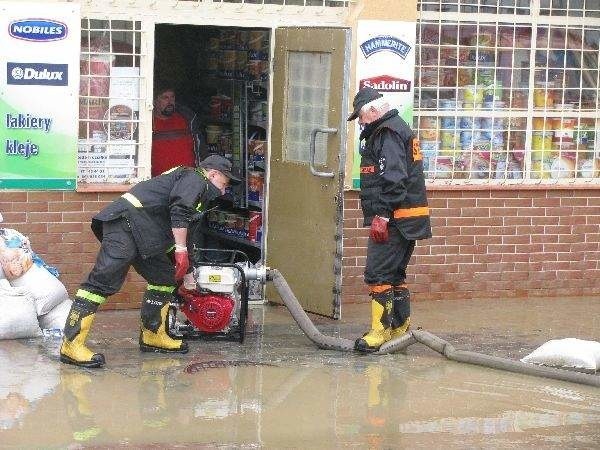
left=266, top=27, right=349, bottom=318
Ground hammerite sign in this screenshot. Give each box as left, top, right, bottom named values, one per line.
left=360, top=75, right=411, bottom=93
left=352, top=20, right=416, bottom=189
left=360, top=35, right=411, bottom=59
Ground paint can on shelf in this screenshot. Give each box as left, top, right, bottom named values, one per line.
left=419, top=116, right=438, bottom=140
left=552, top=117, right=576, bottom=143
left=248, top=171, right=264, bottom=203
left=248, top=211, right=262, bottom=243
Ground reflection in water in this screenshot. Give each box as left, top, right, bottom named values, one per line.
left=61, top=371, right=102, bottom=442
left=0, top=341, right=58, bottom=430
left=1, top=303, right=599, bottom=448
left=398, top=410, right=600, bottom=435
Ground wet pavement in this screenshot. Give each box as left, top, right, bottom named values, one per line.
left=1, top=296, right=599, bottom=449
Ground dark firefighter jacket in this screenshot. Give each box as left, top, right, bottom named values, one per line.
left=91, top=167, right=220, bottom=259
left=359, top=109, right=432, bottom=240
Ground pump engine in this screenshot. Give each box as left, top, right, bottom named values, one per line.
left=169, top=250, right=267, bottom=342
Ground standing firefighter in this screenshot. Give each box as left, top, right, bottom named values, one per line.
left=347, top=87, right=432, bottom=353
left=60, top=155, right=240, bottom=368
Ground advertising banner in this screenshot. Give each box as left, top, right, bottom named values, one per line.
left=0, top=1, right=80, bottom=190
left=351, top=21, right=416, bottom=189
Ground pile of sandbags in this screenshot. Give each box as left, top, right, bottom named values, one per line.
left=0, top=226, right=71, bottom=340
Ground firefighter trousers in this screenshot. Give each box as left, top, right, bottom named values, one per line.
left=364, top=221, right=416, bottom=287
left=81, top=218, right=176, bottom=301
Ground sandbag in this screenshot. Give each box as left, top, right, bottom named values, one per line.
left=10, top=264, right=68, bottom=315
left=0, top=246, right=33, bottom=280
left=0, top=280, right=41, bottom=339
left=521, top=338, right=600, bottom=371
left=38, top=298, right=72, bottom=331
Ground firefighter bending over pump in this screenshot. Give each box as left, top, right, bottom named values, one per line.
left=347, top=87, right=432, bottom=353
left=60, top=155, right=240, bottom=368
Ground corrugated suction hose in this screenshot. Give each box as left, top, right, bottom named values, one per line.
left=269, top=269, right=600, bottom=388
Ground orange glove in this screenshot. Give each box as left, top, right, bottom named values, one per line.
left=369, top=216, right=389, bottom=243
left=174, top=246, right=189, bottom=282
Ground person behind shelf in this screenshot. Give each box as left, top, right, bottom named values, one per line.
left=347, top=87, right=432, bottom=353
left=151, top=85, right=206, bottom=177
left=59, top=155, right=240, bottom=369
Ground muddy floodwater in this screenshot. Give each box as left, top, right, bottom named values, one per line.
left=1, top=297, right=599, bottom=449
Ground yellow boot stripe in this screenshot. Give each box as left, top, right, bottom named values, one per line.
left=76, top=289, right=105, bottom=305
left=147, top=284, right=175, bottom=293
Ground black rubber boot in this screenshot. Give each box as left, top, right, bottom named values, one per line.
left=391, top=286, right=411, bottom=339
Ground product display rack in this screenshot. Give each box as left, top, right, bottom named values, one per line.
left=202, top=77, right=267, bottom=254
left=414, top=11, right=600, bottom=183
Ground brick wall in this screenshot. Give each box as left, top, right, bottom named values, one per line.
left=0, top=191, right=144, bottom=310
left=342, top=187, right=600, bottom=303
left=2, top=187, right=599, bottom=309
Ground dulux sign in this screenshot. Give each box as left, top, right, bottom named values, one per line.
left=9, top=19, right=68, bottom=42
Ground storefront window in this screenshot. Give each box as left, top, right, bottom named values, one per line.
left=416, top=1, right=600, bottom=182
left=78, top=19, right=144, bottom=184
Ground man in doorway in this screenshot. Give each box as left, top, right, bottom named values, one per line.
left=152, top=85, right=204, bottom=177
left=59, top=155, right=240, bottom=368
left=347, top=87, right=432, bottom=353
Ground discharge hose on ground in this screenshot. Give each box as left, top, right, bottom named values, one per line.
left=268, top=269, right=600, bottom=388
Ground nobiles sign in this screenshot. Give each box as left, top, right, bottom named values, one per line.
left=0, top=2, right=80, bottom=190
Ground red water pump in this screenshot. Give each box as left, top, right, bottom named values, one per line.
left=178, top=290, right=234, bottom=333
left=169, top=250, right=267, bottom=343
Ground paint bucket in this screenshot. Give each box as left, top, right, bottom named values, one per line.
left=579, top=158, right=600, bottom=178
left=248, top=211, right=262, bottom=243
left=219, top=30, right=236, bottom=50
left=439, top=99, right=459, bottom=110
left=552, top=117, right=576, bottom=143
left=440, top=131, right=458, bottom=149
left=532, top=117, right=551, bottom=131
left=459, top=117, right=481, bottom=130
left=248, top=30, right=268, bottom=51
left=550, top=156, right=576, bottom=179
left=532, top=132, right=553, bottom=152
left=235, top=50, right=248, bottom=79
left=554, top=140, right=576, bottom=160
left=207, top=52, right=220, bottom=77
left=248, top=171, right=264, bottom=202
left=247, top=59, right=269, bottom=81
left=530, top=159, right=552, bottom=179
left=236, top=30, right=249, bottom=50
left=533, top=82, right=555, bottom=108
left=463, top=85, right=484, bottom=105
left=440, top=117, right=456, bottom=129
left=208, top=37, right=220, bottom=51
left=433, top=156, right=454, bottom=179
left=220, top=50, right=236, bottom=78
left=419, top=116, right=438, bottom=140
left=574, top=125, right=592, bottom=150
left=206, top=125, right=223, bottom=145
